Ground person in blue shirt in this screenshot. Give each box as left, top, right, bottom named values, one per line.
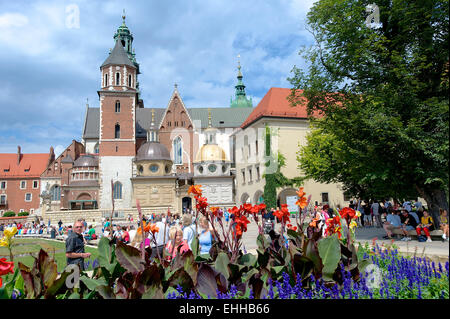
left=198, top=216, right=213, bottom=255
left=383, top=210, right=402, bottom=239
left=182, top=214, right=196, bottom=250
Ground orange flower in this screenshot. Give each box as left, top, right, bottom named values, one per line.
left=149, top=224, right=159, bottom=234
left=295, top=187, right=308, bottom=209
left=188, top=185, right=202, bottom=196
left=296, top=187, right=305, bottom=198
left=296, top=196, right=308, bottom=209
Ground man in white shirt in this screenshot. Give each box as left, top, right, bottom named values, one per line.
left=371, top=200, right=382, bottom=228
left=149, top=215, right=169, bottom=259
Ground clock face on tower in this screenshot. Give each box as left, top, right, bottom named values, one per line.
left=208, top=164, right=217, bottom=173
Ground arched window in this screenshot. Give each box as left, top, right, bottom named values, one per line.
left=50, top=185, right=61, bottom=201
left=113, top=182, right=122, bottom=199
left=115, top=72, right=120, bottom=85
left=94, top=143, right=99, bottom=154
left=115, top=100, right=120, bottom=113
left=173, top=136, right=182, bottom=164
left=115, top=124, right=120, bottom=139
left=128, top=74, right=132, bottom=87
left=104, top=73, right=108, bottom=87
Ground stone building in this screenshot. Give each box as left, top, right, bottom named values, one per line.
left=235, top=87, right=349, bottom=211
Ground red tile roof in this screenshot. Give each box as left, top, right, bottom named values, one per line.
left=0, top=153, right=50, bottom=178
left=240, top=87, right=317, bottom=129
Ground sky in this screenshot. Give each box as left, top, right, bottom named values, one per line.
left=0, top=0, right=316, bottom=156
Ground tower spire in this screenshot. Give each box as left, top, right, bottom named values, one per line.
left=230, top=54, right=253, bottom=108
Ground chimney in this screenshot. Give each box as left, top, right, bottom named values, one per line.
left=17, top=146, right=22, bottom=165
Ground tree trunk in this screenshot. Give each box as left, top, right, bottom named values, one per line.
left=417, top=185, right=448, bottom=229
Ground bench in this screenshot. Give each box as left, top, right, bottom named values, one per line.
left=392, top=228, right=444, bottom=238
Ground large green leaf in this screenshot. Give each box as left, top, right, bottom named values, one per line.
left=238, top=253, right=257, bottom=267
left=257, top=233, right=270, bottom=251
left=214, top=252, right=230, bottom=280
left=97, top=237, right=115, bottom=268
left=80, top=276, right=108, bottom=291
left=183, top=251, right=198, bottom=284
left=317, top=234, right=341, bottom=281
left=0, top=268, right=19, bottom=299
left=115, top=241, right=145, bottom=274
left=191, top=235, right=199, bottom=257
left=95, top=284, right=115, bottom=299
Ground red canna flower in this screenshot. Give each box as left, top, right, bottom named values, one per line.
left=258, top=203, right=266, bottom=211
left=0, top=258, right=14, bottom=287
left=210, top=207, right=222, bottom=218
left=287, top=223, right=297, bottom=231
left=340, top=207, right=356, bottom=222
left=234, top=215, right=250, bottom=239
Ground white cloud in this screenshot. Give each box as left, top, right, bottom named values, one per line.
left=0, top=1, right=316, bottom=153
left=0, top=13, right=29, bottom=28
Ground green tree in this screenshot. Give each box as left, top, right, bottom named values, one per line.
left=289, top=0, right=448, bottom=226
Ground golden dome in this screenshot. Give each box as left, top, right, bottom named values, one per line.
left=195, top=144, right=229, bottom=162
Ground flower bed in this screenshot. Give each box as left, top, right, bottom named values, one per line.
left=0, top=186, right=448, bottom=299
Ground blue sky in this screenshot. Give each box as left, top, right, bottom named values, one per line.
left=0, top=0, right=315, bottom=156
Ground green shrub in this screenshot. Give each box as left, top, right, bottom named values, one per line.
left=18, top=211, right=30, bottom=216
left=2, top=211, right=15, bottom=217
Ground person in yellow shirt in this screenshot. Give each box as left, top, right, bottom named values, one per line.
left=416, top=210, right=434, bottom=242
left=439, top=209, right=449, bottom=241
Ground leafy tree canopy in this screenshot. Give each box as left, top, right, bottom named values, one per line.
left=289, top=0, right=449, bottom=225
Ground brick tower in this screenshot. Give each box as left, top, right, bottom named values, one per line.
left=98, top=14, right=139, bottom=210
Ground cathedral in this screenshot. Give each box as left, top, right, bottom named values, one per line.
left=47, top=15, right=253, bottom=215
left=33, top=15, right=349, bottom=220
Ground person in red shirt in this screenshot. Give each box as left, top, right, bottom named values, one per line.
left=121, top=226, right=130, bottom=244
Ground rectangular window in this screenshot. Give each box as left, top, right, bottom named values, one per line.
left=321, top=192, right=329, bottom=204
left=30, top=209, right=34, bottom=214
left=241, top=170, right=246, bottom=184
left=256, top=166, right=260, bottom=180
left=20, top=181, right=26, bottom=189
left=20, top=209, right=24, bottom=213
left=25, top=193, right=32, bottom=202
left=0, top=181, right=6, bottom=189
left=33, top=180, right=39, bottom=189
left=255, top=140, right=258, bottom=155
left=248, top=168, right=252, bottom=182
left=0, top=195, right=6, bottom=205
